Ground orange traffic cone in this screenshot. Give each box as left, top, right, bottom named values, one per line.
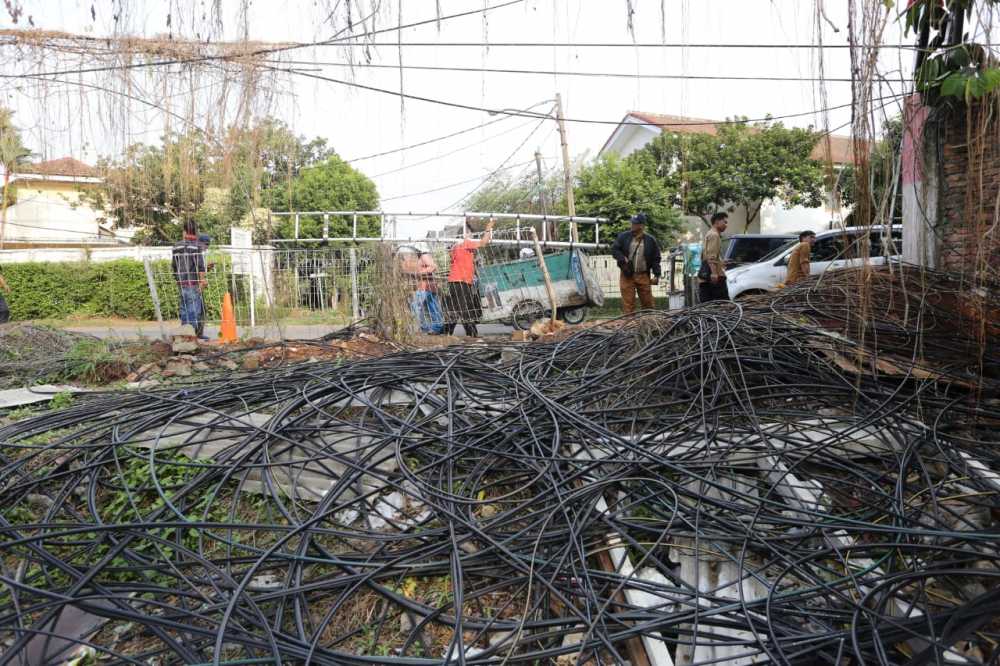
left=218, top=292, right=238, bottom=344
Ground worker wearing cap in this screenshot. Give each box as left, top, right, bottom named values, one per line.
left=611, top=213, right=662, bottom=314
left=698, top=212, right=730, bottom=303
left=785, top=230, right=816, bottom=286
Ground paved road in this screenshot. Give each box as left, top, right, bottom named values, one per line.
left=65, top=321, right=515, bottom=341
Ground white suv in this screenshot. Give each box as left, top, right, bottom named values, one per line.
left=725, top=225, right=903, bottom=299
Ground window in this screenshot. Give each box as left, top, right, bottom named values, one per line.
left=812, top=235, right=846, bottom=262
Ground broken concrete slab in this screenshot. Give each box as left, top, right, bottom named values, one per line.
left=0, top=385, right=84, bottom=409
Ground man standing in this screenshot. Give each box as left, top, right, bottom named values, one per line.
left=611, top=213, right=662, bottom=314
left=172, top=220, right=208, bottom=339
left=699, top=212, right=730, bottom=302
left=0, top=266, right=10, bottom=324
left=444, top=218, right=494, bottom=337
left=785, top=230, right=816, bottom=285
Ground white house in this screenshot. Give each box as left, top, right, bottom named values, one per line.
left=600, top=112, right=855, bottom=234
left=2, top=157, right=125, bottom=247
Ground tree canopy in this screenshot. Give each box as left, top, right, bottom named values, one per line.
left=573, top=153, right=681, bottom=242
left=640, top=119, right=826, bottom=230
left=267, top=155, right=380, bottom=240
left=89, top=118, right=364, bottom=244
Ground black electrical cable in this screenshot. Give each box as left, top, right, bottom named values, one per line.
left=0, top=265, right=997, bottom=665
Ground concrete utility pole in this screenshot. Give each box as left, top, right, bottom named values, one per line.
left=554, top=93, right=578, bottom=243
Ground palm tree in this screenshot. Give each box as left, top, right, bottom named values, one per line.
left=0, top=109, right=32, bottom=249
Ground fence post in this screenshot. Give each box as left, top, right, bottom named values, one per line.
left=143, top=257, right=168, bottom=341
left=247, top=256, right=256, bottom=334
left=349, top=248, right=360, bottom=322
left=257, top=249, right=282, bottom=340
left=294, top=213, right=300, bottom=240
left=323, top=213, right=329, bottom=242
left=352, top=213, right=358, bottom=239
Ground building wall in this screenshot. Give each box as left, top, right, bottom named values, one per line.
left=5, top=179, right=106, bottom=242
left=937, top=105, right=1000, bottom=277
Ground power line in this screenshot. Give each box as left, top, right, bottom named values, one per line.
left=385, top=116, right=550, bottom=206
left=254, top=40, right=995, bottom=50
left=283, top=60, right=859, bottom=83
left=0, top=0, right=526, bottom=80
left=443, top=121, right=554, bottom=211
left=278, top=64, right=908, bottom=127
left=344, top=99, right=553, bottom=164
left=366, top=117, right=544, bottom=179
left=379, top=159, right=537, bottom=202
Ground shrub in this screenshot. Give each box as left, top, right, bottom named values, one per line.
left=1, top=256, right=232, bottom=322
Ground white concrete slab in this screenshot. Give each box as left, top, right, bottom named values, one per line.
left=0, top=384, right=84, bottom=409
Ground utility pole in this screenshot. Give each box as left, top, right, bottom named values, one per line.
left=554, top=93, right=578, bottom=243
left=534, top=149, right=552, bottom=241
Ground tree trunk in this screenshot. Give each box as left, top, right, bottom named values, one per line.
left=744, top=201, right=763, bottom=233
left=1, top=171, right=9, bottom=250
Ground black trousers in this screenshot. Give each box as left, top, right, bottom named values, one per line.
left=444, top=281, right=482, bottom=336
left=0, top=295, right=9, bottom=324
left=698, top=278, right=730, bottom=303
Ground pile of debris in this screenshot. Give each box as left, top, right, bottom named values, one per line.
left=0, top=325, right=99, bottom=389
left=0, top=266, right=997, bottom=665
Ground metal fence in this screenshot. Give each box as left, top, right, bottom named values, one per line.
left=143, top=213, right=692, bottom=340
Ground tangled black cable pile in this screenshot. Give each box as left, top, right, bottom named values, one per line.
left=0, top=267, right=998, bottom=665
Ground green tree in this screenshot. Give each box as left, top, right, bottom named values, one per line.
left=641, top=119, right=826, bottom=230
left=223, top=118, right=336, bottom=222
left=88, top=118, right=348, bottom=244
left=0, top=108, right=32, bottom=248
left=465, top=168, right=566, bottom=216
left=91, top=131, right=210, bottom=244
left=573, top=153, right=681, bottom=243
left=267, top=155, right=380, bottom=239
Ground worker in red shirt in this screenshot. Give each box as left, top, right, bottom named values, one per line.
left=443, top=218, right=494, bottom=336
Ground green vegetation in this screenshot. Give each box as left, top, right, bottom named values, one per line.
left=85, top=117, right=378, bottom=244
left=639, top=119, right=826, bottom=231
left=572, top=153, right=682, bottom=241
left=1, top=256, right=231, bottom=321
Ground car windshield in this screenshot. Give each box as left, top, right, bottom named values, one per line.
left=757, top=239, right=797, bottom=263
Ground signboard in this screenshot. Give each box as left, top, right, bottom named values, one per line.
left=230, top=227, right=253, bottom=274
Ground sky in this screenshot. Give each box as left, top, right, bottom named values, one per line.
left=1, top=0, right=920, bottom=237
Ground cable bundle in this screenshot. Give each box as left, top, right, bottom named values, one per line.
left=0, top=266, right=998, bottom=665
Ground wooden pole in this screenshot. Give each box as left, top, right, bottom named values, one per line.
left=554, top=93, right=578, bottom=244
left=529, top=228, right=558, bottom=324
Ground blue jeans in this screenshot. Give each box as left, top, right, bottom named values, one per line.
left=410, top=290, right=443, bottom=334
left=179, top=286, right=204, bottom=328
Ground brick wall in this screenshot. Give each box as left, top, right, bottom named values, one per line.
left=937, top=104, right=1000, bottom=278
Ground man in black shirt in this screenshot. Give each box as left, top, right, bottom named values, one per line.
left=611, top=213, right=662, bottom=314
left=172, top=220, right=208, bottom=339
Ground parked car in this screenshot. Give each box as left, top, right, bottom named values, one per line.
left=725, top=226, right=903, bottom=299
left=721, top=234, right=796, bottom=268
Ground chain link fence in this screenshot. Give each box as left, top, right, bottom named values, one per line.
left=142, top=213, right=695, bottom=340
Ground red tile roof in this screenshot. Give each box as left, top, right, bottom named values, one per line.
left=24, top=157, right=98, bottom=178
left=617, top=112, right=857, bottom=165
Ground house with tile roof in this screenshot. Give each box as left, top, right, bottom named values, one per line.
left=600, top=112, right=853, bottom=235
left=1, top=157, right=125, bottom=247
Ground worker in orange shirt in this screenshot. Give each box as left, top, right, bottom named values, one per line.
left=443, top=218, right=495, bottom=337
